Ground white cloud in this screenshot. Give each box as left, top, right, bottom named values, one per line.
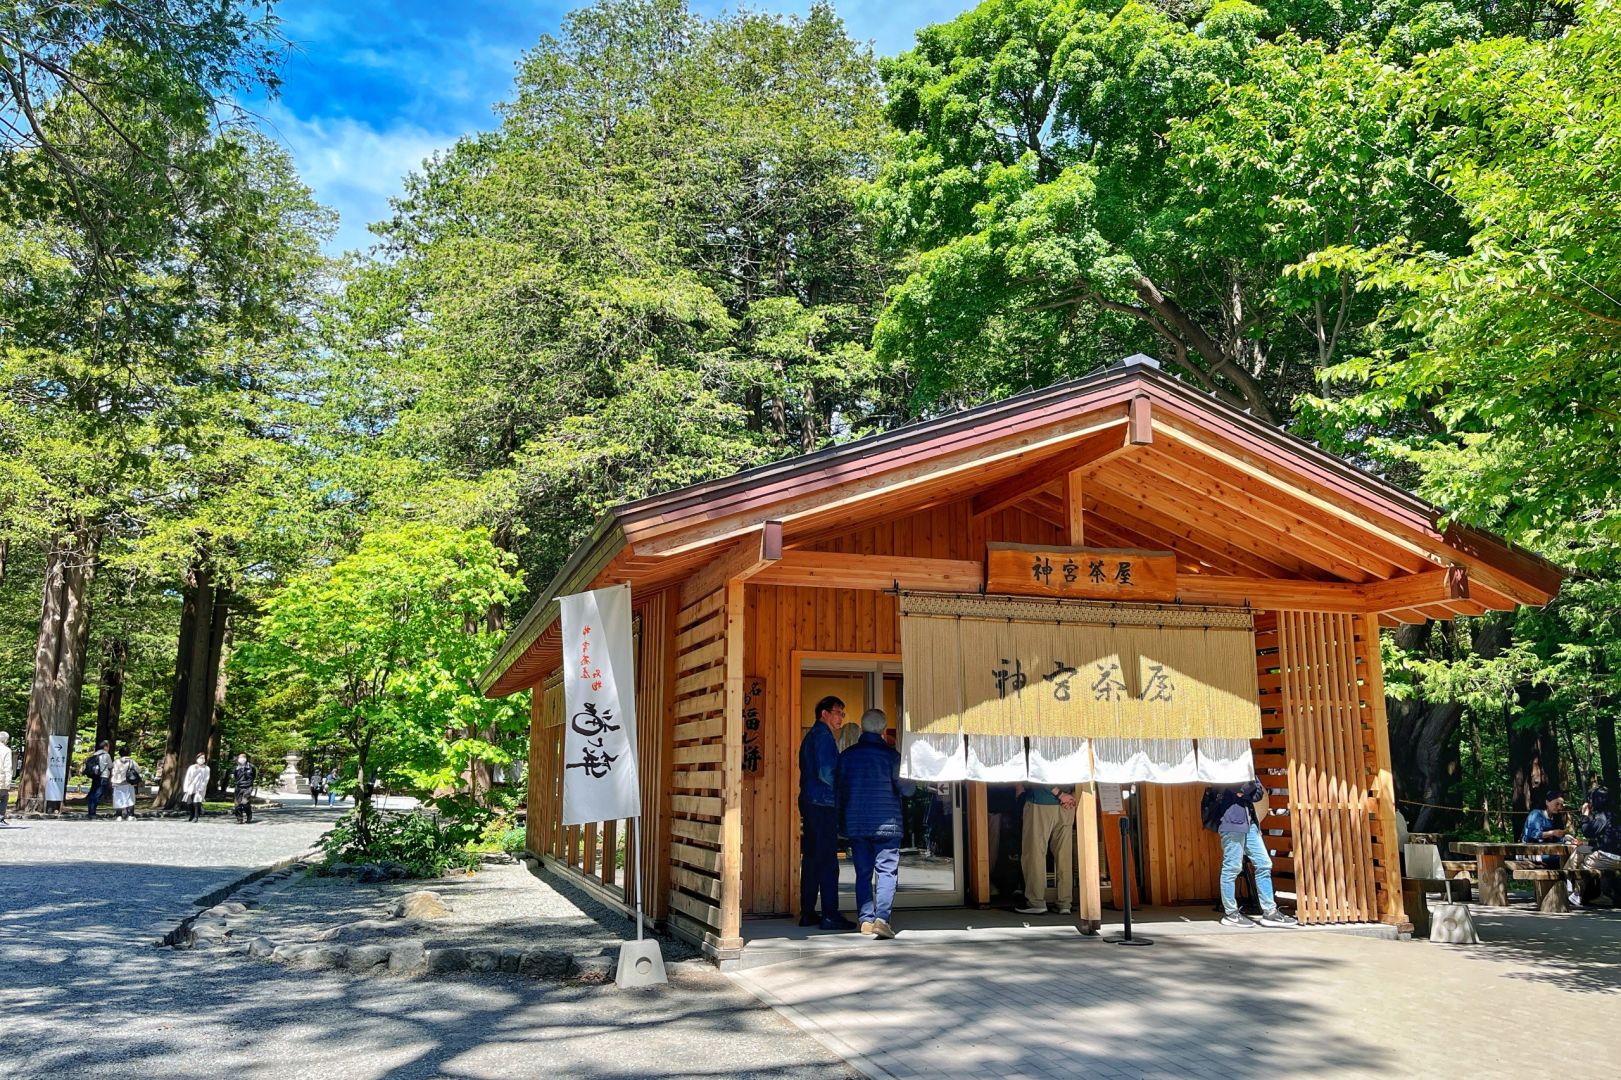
left=258, top=102, right=461, bottom=256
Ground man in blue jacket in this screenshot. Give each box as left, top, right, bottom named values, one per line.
left=836, top=708, right=913, bottom=939
left=800, top=695, right=854, bottom=930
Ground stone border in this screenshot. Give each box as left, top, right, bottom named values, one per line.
left=160, top=858, right=618, bottom=982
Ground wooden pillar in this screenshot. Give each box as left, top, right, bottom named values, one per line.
left=968, top=782, right=991, bottom=906
left=1077, top=783, right=1102, bottom=933
left=1065, top=470, right=1085, bottom=547
left=1357, top=612, right=1409, bottom=928
left=719, top=577, right=746, bottom=950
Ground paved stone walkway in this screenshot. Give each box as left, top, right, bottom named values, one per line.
left=0, top=805, right=852, bottom=1080
left=731, top=906, right=1621, bottom=1080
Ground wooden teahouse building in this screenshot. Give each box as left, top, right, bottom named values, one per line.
left=480, top=356, right=1563, bottom=962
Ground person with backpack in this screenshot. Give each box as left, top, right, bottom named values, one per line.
left=1201, top=778, right=1298, bottom=928
left=181, top=754, right=209, bottom=822
left=109, top=749, right=142, bottom=821
left=309, top=769, right=323, bottom=806
left=83, top=741, right=112, bottom=819
left=324, top=768, right=339, bottom=807
left=232, top=753, right=258, bottom=824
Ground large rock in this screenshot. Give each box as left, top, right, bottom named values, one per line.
left=346, top=944, right=393, bottom=972
left=188, top=919, right=231, bottom=946
left=425, top=946, right=467, bottom=974
left=388, top=940, right=427, bottom=974
left=391, top=891, right=451, bottom=920
left=246, top=936, right=277, bottom=959
left=464, top=948, right=500, bottom=973
left=518, top=949, right=571, bottom=979
left=298, top=945, right=349, bottom=970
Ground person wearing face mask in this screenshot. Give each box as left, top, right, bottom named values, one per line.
left=182, top=754, right=210, bottom=822
left=231, top=753, right=258, bottom=824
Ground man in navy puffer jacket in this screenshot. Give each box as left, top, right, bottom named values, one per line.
left=836, top=709, right=914, bottom=939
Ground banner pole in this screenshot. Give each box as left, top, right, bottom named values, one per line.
left=634, top=813, right=645, bottom=942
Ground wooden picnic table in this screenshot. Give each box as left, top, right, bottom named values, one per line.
left=1452, top=842, right=1571, bottom=906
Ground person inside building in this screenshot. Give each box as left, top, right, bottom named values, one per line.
left=835, top=708, right=912, bottom=939
left=799, top=695, right=854, bottom=930
left=1016, top=782, right=1076, bottom=915
left=1202, top=779, right=1298, bottom=927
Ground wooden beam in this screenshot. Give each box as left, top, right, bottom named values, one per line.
left=678, top=522, right=782, bottom=606
left=1065, top=470, right=1084, bottom=546
left=1129, top=394, right=1153, bottom=445
left=750, top=550, right=984, bottom=593
left=1175, top=569, right=1468, bottom=615
left=970, top=426, right=1131, bottom=519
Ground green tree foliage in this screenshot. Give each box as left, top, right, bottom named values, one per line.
left=871, top=0, right=1574, bottom=418
left=346, top=0, right=898, bottom=599
left=233, top=525, right=528, bottom=839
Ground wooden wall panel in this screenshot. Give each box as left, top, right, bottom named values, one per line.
left=666, top=587, right=730, bottom=952
left=1276, top=611, right=1378, bottom=923
left=741, top=498, right=1061, bottom=915
left=1253, top=613, right=1295, bottom=898
left=1356, top=612, right=1407, bottom=927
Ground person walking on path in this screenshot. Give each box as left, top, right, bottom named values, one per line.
left=309, top=770, right=323, bottom=806
left=1202, top=779, right=1298, bottom=928
left=84, top=742, right=112, bottom=819
left=0, top=730, right=13, bottom=825
left=325, top=769, right=339, bottom=807
left=799, top=695, right=855, bottom=931
left=109, top=750, right=142, bottom=821
left=1016, top=783, right=1077, bottom=914
left=182, top=754, right=209, bottom=822
left=232, top=754, right=257, bottom=824
left=836, top=708, right=911, bottom=939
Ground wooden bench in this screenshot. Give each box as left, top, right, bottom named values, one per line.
left=1510, top=865, right=1621, bottom=912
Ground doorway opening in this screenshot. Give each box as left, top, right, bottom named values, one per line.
left=798, top=658, right=964, bottom=908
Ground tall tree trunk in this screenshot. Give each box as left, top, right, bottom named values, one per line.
left=1597, top=700, right=1619, bottom=799
left=94, top=637, right=127, bottom=752
left=17, top=526, right=97, bottom=810
left=155, top=563, right=230, bottom=808
left=1385, top=622, right=1465, bottom=832
left=206, top=619, right=233, bottom=799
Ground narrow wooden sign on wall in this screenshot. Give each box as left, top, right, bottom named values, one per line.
left=742, top=676, right=766, bottom=775
left=985, top=542, right=1177, bottom=602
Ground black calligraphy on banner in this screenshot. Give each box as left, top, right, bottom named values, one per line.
left=567, top=701, right=621, bottom=778
left=984, top=658, right=1178, bottom=706
left=992, top=658, right=1028, bottom=699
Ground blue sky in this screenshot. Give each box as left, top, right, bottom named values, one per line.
left=253, top=1, right=976, bottom=255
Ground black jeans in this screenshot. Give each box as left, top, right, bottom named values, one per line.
left=86, top=777, right=108, bottom=816
left=799, top=799, right=840, bottom=920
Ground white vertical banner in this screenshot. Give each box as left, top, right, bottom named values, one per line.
left=560, top=584, right=640, bottom=827
left=45, top=735, right=69, bottom=801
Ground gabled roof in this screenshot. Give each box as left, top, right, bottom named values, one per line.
left=481, top=356, right=1564, bottom=697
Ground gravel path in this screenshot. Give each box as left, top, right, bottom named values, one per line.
left=0, top=804, right=854, bottom=1080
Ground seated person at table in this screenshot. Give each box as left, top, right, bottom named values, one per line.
left=1522, top=789, right=1580, bottom=868
left=1582, top=786, right=1621, bottom=872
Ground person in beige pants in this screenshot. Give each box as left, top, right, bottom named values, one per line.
left=1016, top=784, right=1076, bottom=914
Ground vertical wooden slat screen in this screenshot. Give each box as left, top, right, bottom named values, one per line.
left=1277, top=611, right=1378, bottom=923
left=666, top=586, right=730, bottom=954
left=1252, top=613, right=1296, bottom=898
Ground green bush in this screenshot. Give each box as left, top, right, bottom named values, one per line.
left=318, top=810, right=478, bottom=877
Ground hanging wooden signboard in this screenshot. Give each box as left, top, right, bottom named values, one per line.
left=984, top=542, right=1177, bottom=602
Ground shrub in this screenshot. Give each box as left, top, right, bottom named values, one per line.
left=318, top=809, right=478, bottom=877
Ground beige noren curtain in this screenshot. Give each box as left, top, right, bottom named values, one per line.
left=899, top=595, right=1260, bottom=742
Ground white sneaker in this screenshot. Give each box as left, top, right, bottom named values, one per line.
left=1014, top=903, right=1049, bottom=915
left=1053, top=905, right=1073, bottom=914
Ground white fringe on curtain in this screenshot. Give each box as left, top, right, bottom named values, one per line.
left=965, top=734, right=1028, bottom=782
left=1091, top=737, right=1199, bottom=783
left=1194, top=738, right=1257, bottom=783
left=902, top=731, right=967, bottom=782
left=1027, top=736, right=1094, bottom=784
